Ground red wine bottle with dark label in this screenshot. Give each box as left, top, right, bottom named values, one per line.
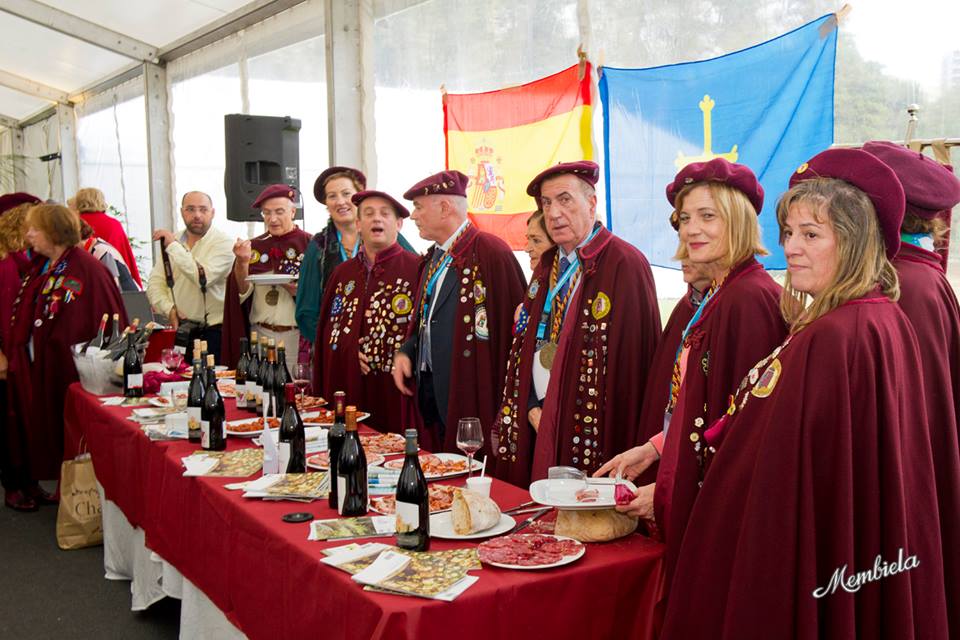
left=186, top=355, right=204, bottom=443
left=336, top=405, right=367, bottom=516
left=279, top=383, right=305, bottom=473
left=122, top=332, right=143, bottom=397
left=235, top=337, right=250, bottom=409
left=201, top=354, right=225, bottom=451
left=395, top=429, right=429, bottom=551
left=327, top=391, right=347, bottom=509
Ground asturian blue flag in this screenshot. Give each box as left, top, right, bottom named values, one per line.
left=600, top=14, right=837, bottom=269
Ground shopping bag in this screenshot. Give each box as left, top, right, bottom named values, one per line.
left=56, top=453, right=103, bottom=550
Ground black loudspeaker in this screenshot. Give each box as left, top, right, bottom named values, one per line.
left=224, top=114, right=302, bottom=222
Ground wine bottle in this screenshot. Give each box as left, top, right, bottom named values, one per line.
left=201, top=354, right=226, bottom=451
left=108, top=313, right=121, bottom=347
left=199, top=339, right=209, bottom=382
left=278, top=383, right=305, bottom=473
left=273, top=340, right=289, bottom=416
left=246, top=332, right=261, bottom=413
left=122, top=331, right=144, bottom=398
left=235, top=337, right=250, bottom=410
left=255, top=337, right=270, bottom=413
left=327, top=391, right=347, bottom=510
left=337, top=405, right=368, bottom=516
left=186, top=356, right=205, bottom=443
left=83, top=313, right=109, bottom=353
left=261, top=342, right=277, bottom=420
left=395, top=429, right=429, bottom=551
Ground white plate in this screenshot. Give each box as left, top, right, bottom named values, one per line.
left=225, top=417, right=277, bottom=438
left=429, top=512, right=515, bottom=540
left=381, top=452, right=481, bottom=479
left=528, top=478, right=637, bottom=510
left=246, top=273, right=297, bottom=285
left=148, top=396, right=173, bottom=408
left=479, top=534, right=585, bottom=570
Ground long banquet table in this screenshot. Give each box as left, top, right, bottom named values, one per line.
left=63, top=383, right=664, bottom=640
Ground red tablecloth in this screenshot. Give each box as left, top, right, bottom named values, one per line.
left=64, top=384, right=664, bottom=640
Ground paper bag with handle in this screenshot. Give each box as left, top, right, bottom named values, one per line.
left=56, top=451, right=103, bottom=550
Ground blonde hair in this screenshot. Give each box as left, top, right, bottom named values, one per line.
left=0, top=202, right=33, bottom=258
left=776, top=178, right=899, bottom=333
left=672, top=182, right=768, bottom=267
left=26, top=204, right=81, bottom=247
left=74, top=187, right=107, bottom=213
left=902, top=211, right=949, bottom=244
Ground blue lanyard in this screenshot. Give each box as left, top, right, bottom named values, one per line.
left=674, top=283, right=720, bottom=360
left=337, top=229, right=358, bottom=262
left=536, top=226, right=601, bottom=340
left=901, top=232, right=932, bottom=249
left=420, top=251, right=454, bottom=324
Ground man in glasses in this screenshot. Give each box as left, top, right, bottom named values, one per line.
left=222, top=184, right=311, bottom=373
left=147, top=191, right=235, bottom=360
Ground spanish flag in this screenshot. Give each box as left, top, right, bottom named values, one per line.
left=444, top=63, right=594, bottom=249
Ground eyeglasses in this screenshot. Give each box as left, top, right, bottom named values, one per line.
left=183, top=206, right=210, bottom=214
left=261, top=209, right=292, bottom=219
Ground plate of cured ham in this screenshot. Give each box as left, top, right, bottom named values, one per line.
left=301, top=407, right=368, bottom=425
left=381, top=453, right=480, bottom=479
left=305, top=451, right=385, bottom=471
left=528, top=478, right=637, bottom=510
left=225, top=417, right=280, bottom=437
left=477, top=533, right=585, bottom=570
left=369, top=484, right=459, bottom=515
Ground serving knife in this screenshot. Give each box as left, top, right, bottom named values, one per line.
left=507, top=507, right=551, bottom=535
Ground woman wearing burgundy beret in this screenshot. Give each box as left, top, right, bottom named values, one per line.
left=597, top=158, right=786, bottom=607
left=660, top=148, right=949, bottom=639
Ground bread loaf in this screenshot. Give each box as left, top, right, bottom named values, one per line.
left=555, top=508, right=638, bottom=542
left=451, top=489, right=500, bottom=534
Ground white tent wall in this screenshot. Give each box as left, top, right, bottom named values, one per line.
left=0, top=128, right=13, bottom=192
left=75, top=79, right=152, bottom=277
left=21, top=115, right=59, bottom=201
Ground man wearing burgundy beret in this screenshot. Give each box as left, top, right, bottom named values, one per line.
left=490, top=161, right=661, bottom=485
left=222, top=184, right=311, bottom=373
left=863, top=140, right=960, bottom=634
left=313, top=190, right=421, bottom=434
left=393, top=170, right=526, bottom=454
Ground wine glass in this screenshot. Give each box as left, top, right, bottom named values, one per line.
left=160, top=348, right=183, bottom=373
left=456, top=417, right=484, bottom=478
left=293, top=363, right=312, bottom=407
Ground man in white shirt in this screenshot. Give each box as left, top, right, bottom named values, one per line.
left=146, top=191, right=235, bottom=360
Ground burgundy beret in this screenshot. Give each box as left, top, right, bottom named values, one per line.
left=526, top=160, right=600, bottom=200
left=862, top=141, right=960, bottom=219
left=403, top=170, right=469, bottom=200
left=789, top=148, right=905, bottom=258
left=252, top=184, right=299, bottom=209
left=0, top=191, right=41, bottom=215
left=666, top=158, right=764, bottom=215
left=351, top=190, right=410, bottom=218
left=313, top=166, right=367, bottom=203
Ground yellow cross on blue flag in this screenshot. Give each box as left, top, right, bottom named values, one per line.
left=600, top=14, right=838, bottom=269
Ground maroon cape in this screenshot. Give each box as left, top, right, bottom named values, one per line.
left=661, top=293, right=948, bottom=639
left=407, top=224, right=526, bottom=455
left=0, top=251, right=30, bottom=350
left=498, top=227, right=660, bottom=483
left=6, top=247, right=127, bottom=479
left=893, top=242, right=960, bottom=632
left=633, top=288, right=697, bottom=487
left=654, top=258, right=785, bottom=597
left=312, top=244, right=422, bottom=434
left=221, top=228, right=311, bottom=367
left=80, top=211, right=142, bottom=287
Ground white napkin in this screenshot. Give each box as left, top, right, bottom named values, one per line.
left=101, top=396, right=125, bottom=406
left=182, top=455, right=219, bottom=476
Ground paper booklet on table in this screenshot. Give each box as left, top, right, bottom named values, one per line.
left=184, top=449, right=263, bottom=477
left=309, top=516, right=396, bottom=541
left=242, top=472, right=329, bottom=500
left=321, top=543, right=481, bottom=601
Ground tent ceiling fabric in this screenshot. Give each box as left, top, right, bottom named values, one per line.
left=0, top=0, right=259, bottom=121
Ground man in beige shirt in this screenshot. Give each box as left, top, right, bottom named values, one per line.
left=146, top=191, right=235, bottom=360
